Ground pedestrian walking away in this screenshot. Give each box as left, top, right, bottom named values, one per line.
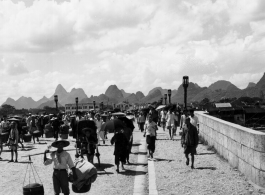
left=111, top=126, right=128, bottom=173
left=181, top=117, right=199, bottom=169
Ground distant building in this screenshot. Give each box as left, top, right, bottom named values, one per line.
left=65, top=103, right=99, bottom=114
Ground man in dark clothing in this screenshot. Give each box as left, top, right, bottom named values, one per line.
left=111, top=126, right=128, bottom=173
left=181, top=117, right=198, bottom=169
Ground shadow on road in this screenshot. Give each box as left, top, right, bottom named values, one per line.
left=131, top=152, right=147, bottom=155
left=128, top=162, right=148, bottom=166
left=132, top=143, right=141, bottom=146
left=97, top=172, right=114, bottom=175
left=153, top=158, right=174, bottom=162
left=197, top=152, right=216, bottom=155
left=119, top=169, right=146, bottom=176
left=96, top=163, right=114, bottom=171
left=196, top=167, right=217, bottom=170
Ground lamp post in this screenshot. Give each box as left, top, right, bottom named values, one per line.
left=182, top=76, right=189, bottom=109
left=168, top=89, right=172, bottom=104
left=75, top=97, right=78, bottom=113
left=93, top=101, right=96, bottom=111
left=113, top=103, right=115, bottom=109
left=101, top=102, right=103, bottom=110
left=164, top=94, right=167, bottom=105
left=54, top=95, right=58, bottom=112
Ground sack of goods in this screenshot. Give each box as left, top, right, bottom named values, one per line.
left=69, top=158, right=97, bottom=193
left=23, top=134, right=32, bottom=142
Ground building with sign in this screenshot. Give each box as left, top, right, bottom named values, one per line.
left=65, top=103, right=99, bottom=114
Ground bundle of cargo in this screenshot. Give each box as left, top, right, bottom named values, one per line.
left=44, top=123, right=53, bottom=138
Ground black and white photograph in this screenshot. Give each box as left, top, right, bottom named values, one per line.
left=0, top=0, right=265, bottom=194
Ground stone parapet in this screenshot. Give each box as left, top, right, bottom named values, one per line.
left=196, top=111, right=265, bottom=187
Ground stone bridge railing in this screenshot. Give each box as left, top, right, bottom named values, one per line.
left=196, top=111, right=265, bottom=187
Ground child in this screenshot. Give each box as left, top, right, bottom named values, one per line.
left=111, top=126, right=128, bottom=173
left=144, top=115, right=158, bottom=160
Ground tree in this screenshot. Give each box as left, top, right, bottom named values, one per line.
left=200, top=98, right=210, bottom=105
left=0, top=104, right=16, bottom=116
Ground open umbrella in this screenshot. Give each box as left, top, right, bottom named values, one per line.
left=118, top=117, right=135, bottom=130
left=7, top=118, right=20, bottom=122
left=101, top=119, right=124, bottom=133
left=112, top=112, right=126, bottom=116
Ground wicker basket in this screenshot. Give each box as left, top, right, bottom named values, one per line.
left=33, top=130, right=41, bottom=137
left=45, top=131, right=54, bottom=138
left=0, top=132, right=9, bottom=143
left=23, top=134, right=32, bottom=142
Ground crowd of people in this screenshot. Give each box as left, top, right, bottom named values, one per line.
left=0, top=104, right=200, bottom=194
left=135, top=105, right=199, bottom=169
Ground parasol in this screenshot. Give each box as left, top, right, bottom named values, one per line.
left=118, top=117, right=135, bottom=130
left=7, top=118, right=20, bottom=122
left=112, top=112, right=126, bottom=116
left=100, top=119, right=124, bottom=133
left=155, top=105, right=166, bottom=110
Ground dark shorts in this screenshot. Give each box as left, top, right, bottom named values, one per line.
left=184, top=146, right=197, bottom=155
left=139, top=123, right=145, bottom=131
left=146, top=135, right=156, bottom=153
left=53, top=169, right=69, bottom=194
left=115, top=154, right=126, bottom=165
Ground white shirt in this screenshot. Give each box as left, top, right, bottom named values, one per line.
left=189, top=115, right=199, bottom=128
left=94, top=120, right=103, bottom=132
left=0, top=121, right=9, bottom=134
left=44, top=151, right=74, bottom=170
left=144, top=121, right=157, bottom=136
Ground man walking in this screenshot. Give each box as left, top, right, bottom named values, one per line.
left=181, top=118, right=198, bottom=169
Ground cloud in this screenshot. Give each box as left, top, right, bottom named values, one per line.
left=1, top=56, right=29, bottom=75
left=0, top=0, right=265, bottom=104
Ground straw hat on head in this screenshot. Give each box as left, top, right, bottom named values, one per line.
left=95, top=113, right=100, bottom=117
left=51, top=138, right=70, bottom=148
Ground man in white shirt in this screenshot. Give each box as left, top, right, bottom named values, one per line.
left=189, top=109, right=199, bottom=134
left=44, top=139, right=77, bottom=195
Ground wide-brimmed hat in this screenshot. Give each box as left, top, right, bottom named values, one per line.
left=50, top=117, right=57, bottom=121
left=82, top=127, right=94, bottom=134
left=95, top=113, right=100, bottom=117
left=51, top=139, right=70, bottom=148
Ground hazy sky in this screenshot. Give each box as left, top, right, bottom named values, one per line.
left=0, top=0, right=265, bottom=104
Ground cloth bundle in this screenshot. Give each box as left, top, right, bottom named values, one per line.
left=72, top=158, right=97, bottom=190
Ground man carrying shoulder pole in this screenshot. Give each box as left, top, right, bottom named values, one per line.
left=44, top=139, right=77, bottom=195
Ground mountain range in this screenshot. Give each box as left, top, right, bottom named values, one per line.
left=2, top=73, right=265, bottom=109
